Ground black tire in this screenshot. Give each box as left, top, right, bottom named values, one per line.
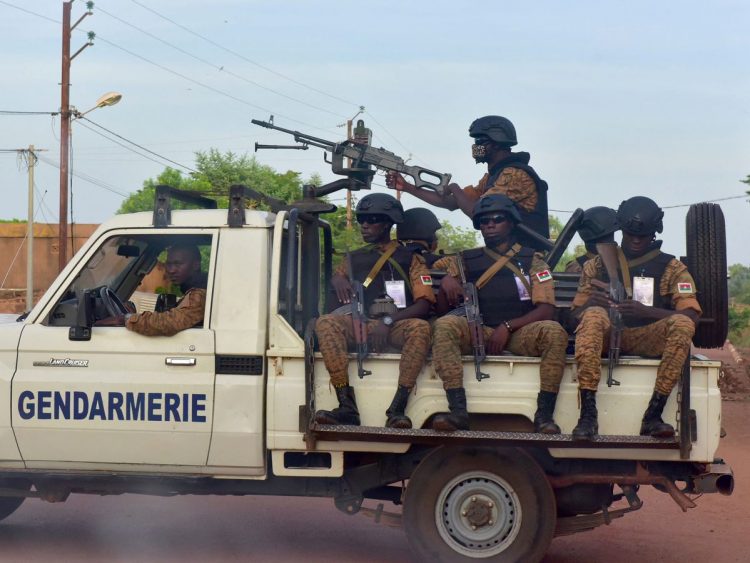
left=685, top=203, right=728, bottom=348
left=403, top=447, right=556, bottom=563
left=0, top=479, right=30, bottom=522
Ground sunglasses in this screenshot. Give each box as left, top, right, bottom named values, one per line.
left=478, top=214, right=509, bottom=226
left=357, top=214, right=388, bottom=225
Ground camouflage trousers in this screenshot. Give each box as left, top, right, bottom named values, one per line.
left=431, top=316, right=568, bottom=392
left=315, top=314, right=432, bottom=388
left=575, top=306, right=695, bottom=395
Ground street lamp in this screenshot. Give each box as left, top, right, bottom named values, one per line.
left=58, top=90, right=122, bottom=271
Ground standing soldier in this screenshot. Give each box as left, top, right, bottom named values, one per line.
left=571, top=196, right=701, bottom=440
left=565, top=206, right=620, bottom=273
left=315, top=194, right=434, bottom=429
left=430, top=195, right=568, bottom=432
left=385, top=115, right=550, bottom=250
left=397, top=207, right=442, bottom=267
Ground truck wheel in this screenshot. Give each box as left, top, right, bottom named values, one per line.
left=0, top=479, right=30, bottom=522
left=403, top=447, right=555, bottom=563
left=685, top=203, right=728, bottom=348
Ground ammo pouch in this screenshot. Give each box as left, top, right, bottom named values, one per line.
left=368, top=296, right=398, bottom=319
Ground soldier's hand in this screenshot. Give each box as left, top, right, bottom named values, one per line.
left=385, top=172, right=411, bottom=192
left=616, top=299, right=650, bottom=319
left=331, top=274, right=353, bottom=304
left=487, top=325, right=510, bottom=355
left=94, top=315, right=125, bottom=327
left=585, top=290, right=610, bottom=309
left=440, top=275, right=465, bottom=307
left=369, top=321, right=391, bottom=352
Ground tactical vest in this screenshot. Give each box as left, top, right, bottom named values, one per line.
left=602, top=246, right=674, bottom=328
left=485, top=153, right=550, bottom=249
left=462, top=245, right=536, bottom=327
left=402, top=242, right=441, bottom=268
left=349, top=244, right=416, bottom=308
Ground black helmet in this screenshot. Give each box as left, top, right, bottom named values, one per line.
left=578, top=206, right=619, bottom=243
left=617, top=196, right=664, bottom=235
left=397, top=208, right=442, bottom=241
left=469, top=115, right=518, bottom=147
left=355, top=193, right=404, bottom=224
left=471, top=194, right=522, bottom=229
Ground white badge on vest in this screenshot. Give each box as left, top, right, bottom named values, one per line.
left=515, top=275, right=531, bottom=301
left=633, top=276, right=654, bottom=307
left=385, top=280, right=407, bottom=308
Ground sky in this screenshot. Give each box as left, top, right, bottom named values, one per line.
left=0, top=0, right=748, bottom=265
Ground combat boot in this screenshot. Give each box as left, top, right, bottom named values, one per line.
left=533, top=390, right=561, bottom=434
left=314, top=385, right=360, bottom=426
left=432, top=388, right=470, bottom=431
left=385, top=385, right=413, bottom=429
left=572, top=389, right=598, bottom=441
left=640, top=391, right=675, bottom=438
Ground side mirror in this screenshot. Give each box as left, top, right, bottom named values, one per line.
left=69, top=289, right=94, bottom=341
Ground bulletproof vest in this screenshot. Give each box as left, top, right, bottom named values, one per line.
left=462, top=245, right=536, bottom=327
left=486, top=153, right=550, bottom=250
left=402, top=242, right=441, bottom=268
left=601, top=245, right=674, bottom=328
left=349, top=244, right=416, bottom=309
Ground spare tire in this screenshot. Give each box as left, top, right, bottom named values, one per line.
left=685, top=203, right=728, bottom=348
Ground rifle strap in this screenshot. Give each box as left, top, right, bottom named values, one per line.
left=476, top=244, right=522, bottom=290
left=614, top=247, right=662, bottom=298
left=363, top=241, right=412, bottom=293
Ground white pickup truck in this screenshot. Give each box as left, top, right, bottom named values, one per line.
left=0, top=185, right=733, bottom=562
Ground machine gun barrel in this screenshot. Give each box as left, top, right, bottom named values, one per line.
left=254, top=143, right=309, bottom=151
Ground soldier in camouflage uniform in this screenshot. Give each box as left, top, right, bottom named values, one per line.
left=571, top=196, right=702, bottom=440
left=111, top=245, right=206, bottom=336
left=397, top=207, right=442, bottom=268
left=430, top=195, right=568, bottom=432
left=315, top=194, right=435, bottom=429
left=386, top=116, right=550, bottom=251
left=565, top=206, right=620, bottom=273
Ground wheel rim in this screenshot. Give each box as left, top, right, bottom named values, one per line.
left=435, top=470, right=522, bottom=558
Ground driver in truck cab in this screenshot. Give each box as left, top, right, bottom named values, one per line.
left=117, top=244, right=206, bottom=336
left=315, top=193, right=434, bottom=430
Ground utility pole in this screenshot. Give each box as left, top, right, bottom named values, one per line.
left=58, top=0, right=94, bottom=272
left=26, top=145, right=36, bottom=310
left=343, top=106, right=366, bottom=230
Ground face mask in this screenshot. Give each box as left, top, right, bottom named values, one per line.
left=471, top=143, right=487, bottom=162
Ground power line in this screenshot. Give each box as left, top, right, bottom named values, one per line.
left=97, top=6, right=348, bottom=120
left=78, top=116, right=197, bottom=173
left=36, top=155, right=130, bottom=198
left=128, top=0, right=360, bottom=108
left=0, top=0, right=58, bottom=24
left=0, top=110, right=58, bottom=116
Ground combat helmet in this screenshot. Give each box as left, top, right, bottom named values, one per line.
left=397, top=208, right=442, bottom=242
left=355, top=193, right=404, bottom=224
left=469, top=115, right=518, bottom=147
left=471, top=194, right=522, bottom=229
left=617, top=196, right=664, bottom=235
left=577, top=206, right=620, bottom=243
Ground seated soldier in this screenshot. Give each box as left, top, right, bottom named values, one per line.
left=315, top=194, right=434, bottom=429
left=565, top=206, right=620, bottom=273
left=571, top=196, right=701, bottom=440
left=117, top=245, right=206, bottom=336
left=430, top=195, right=568, bottom=432
left=397, top=207, right=442, bottom=267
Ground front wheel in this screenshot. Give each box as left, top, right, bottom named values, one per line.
left=403, top=447, right=556, bottom=562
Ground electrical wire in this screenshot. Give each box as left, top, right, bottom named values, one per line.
left=36, top=155, right=130, bottom=198
left=97, top=6, right=348, bottom=119
left=127, top=0, right=360, bottom=108
left=0, top=110, right=58, bottom=116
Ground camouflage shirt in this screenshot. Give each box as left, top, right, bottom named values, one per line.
left=461, top=166, right=538, bottom=212
left=126, top=288, right=207, bottom=336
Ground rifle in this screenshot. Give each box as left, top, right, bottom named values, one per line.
left=346, top=253, right=371, bottom=379
left=456, top=256, right=489, bottom=381
left=594, top=243, right=625, bottom=387
left=251, top=118, right=452, bottom=196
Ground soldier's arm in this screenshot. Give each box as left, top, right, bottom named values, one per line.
left=126, top=288, right=206, bottom=336
left=388, top=254, right=436, bottom=323
left=501, top=255, right=555, bottom=333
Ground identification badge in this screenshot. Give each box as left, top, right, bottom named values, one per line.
left=385, top=280, right=407, bottom=308
left=515, top=275, right=531, bottom=301
left=633, top=276, right=654, bottom=306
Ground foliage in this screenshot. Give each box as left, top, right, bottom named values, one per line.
left=0, top=218, right=23, bottom=223
left=729, top=263, right=750, bottom=305
left=549, top=214, right=580, bottom=271
left=729, top=305, right=750, bottom=347
left=437, top=221, right=478, bottom=254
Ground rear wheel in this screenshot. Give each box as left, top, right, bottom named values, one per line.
left=685, top=203, right=728, bottom=348
left=0, top=479, right=30, bottom=522
left=403, top=447, right=556, bottom=562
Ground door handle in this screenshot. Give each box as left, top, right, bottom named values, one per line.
left=165, top=357, right=196, bottom=366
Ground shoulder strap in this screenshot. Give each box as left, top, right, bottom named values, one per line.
left=363, top=240, right=400, bottom=288
left=475, top=243, right=522, bottom=289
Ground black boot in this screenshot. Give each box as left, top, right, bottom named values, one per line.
left=315, top=385, right=360, bottom=426
left=640, top=391, right=675, bottom=438
left=432, top=388, right=470, bottom=431
left=533, top=391, right=561, bottom=434
left=385, top=385, right=413, bottom=429
left=572, top=389, right=598, bottom=441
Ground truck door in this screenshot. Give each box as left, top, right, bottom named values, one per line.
left=12, top=230, right=217, bottom=470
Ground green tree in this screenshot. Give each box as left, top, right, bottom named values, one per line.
left=549, top=214, right=581, bottom=271
left=729, top=263, right=750, bottom=305
left=437, top=221, right=478, bottom=253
